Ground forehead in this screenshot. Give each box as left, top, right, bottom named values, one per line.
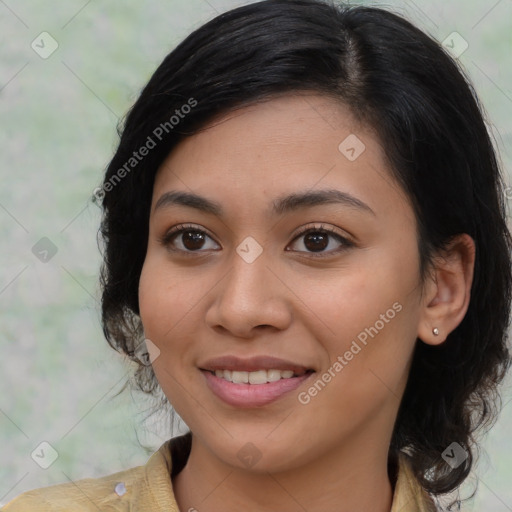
left=152, top=93, right=412, bottom=223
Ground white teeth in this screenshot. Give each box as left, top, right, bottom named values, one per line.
left=213, top=369, right=300, bottom=384
left=267, top=369, right=282, bottom=382
left=231, top=371, right=249, bottom=384
left=248, top=370, right=268, bottom=384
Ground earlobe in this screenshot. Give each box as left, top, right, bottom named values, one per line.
left=417, top=233, right=476, bottom=345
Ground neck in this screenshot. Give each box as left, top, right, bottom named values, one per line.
left=173, top=433, right=394, bottom=512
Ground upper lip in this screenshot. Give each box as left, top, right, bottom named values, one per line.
left=199, top=355, right=314, bottom=375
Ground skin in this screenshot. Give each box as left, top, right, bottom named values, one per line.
left=138, top=93, right=475, bottom=512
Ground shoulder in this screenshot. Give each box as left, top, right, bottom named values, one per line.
left=2, top=463, right=149, bottom=512
left=2, top=439, right=178, bottom=512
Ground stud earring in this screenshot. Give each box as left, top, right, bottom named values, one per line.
left=432, top=327, right=439, bottom=336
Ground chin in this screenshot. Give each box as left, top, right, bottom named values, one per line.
left=198, top=429, right=311, bottom=474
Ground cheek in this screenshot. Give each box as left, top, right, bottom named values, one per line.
left=298, top=244, right=421, bottom=383
left=295, top=290, right=418, bottom=440
left=139, top=254, right=194, bottom=335
left=138, top=258, right=192, bottom=350
left=138, top=259, right=199, bottom=403
left=138, top=260, right=168, bottom=340
left=299, top=251, right=417, bottom=339
left=138, top=256, right=219, bottom=374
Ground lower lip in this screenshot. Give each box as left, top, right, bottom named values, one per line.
left=201, top=370, right=314, bottom=408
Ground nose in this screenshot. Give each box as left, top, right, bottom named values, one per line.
left=204, top=248, right=293, bottom=339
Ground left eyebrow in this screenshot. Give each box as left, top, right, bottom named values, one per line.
left=153, top=188, right=375, bottom=217
left=272, top=189, right=375, bottom=216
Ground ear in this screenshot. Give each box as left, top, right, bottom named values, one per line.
left=417, top=233, right=475, bottom=345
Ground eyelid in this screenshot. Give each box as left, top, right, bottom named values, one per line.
left=159, top=222, right=354, bottom=256
left=289, top=222, right=354, bottom=244
left=158, top=223, right=219, bottom=249
left=286, top=223, right=354, bottom=257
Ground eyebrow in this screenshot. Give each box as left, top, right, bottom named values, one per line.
left=154, top=188, right=375, bottom=217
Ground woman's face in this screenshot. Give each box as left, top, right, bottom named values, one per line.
left=139, top=93, right=425, bottom=472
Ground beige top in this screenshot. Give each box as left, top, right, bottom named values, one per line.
left=3, top=433, right=437, bottom=511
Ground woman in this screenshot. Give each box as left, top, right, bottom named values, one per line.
left=5, top=0, right=510, bottom=510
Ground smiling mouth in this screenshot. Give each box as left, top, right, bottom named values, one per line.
left=205, top=368, right=315, bottom=385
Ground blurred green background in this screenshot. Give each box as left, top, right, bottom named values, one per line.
left=1, top=0, right=511, bottom=509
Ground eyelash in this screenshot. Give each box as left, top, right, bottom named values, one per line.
left=159, top=223, right=354, bottom=258
left=158, top=224, right=355, bottom=258
left=291, top=224, right=354, bottom=257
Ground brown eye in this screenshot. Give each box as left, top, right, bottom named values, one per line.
left=303, top=232, right=329, bottom=252
left=160, top=224, right=220, bottom=253
left=287, top=224, right=353, bottom=257
left=181, top=230, right=207, bottom=251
